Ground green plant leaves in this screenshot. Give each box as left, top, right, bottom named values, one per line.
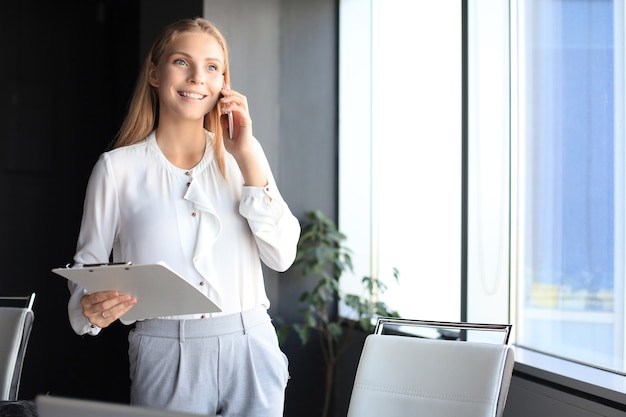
left=281, top=210, right=400, bottom=343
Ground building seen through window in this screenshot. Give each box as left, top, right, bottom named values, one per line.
left=515, top=0, right=624, bottom=372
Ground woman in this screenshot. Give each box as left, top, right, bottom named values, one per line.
left=67, top=17, right=300, bottom=417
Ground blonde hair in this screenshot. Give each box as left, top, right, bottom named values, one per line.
left=113, top=17, right=230, bottom=177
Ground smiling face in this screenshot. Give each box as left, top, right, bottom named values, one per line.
left=149, top=31, right=225, bottom=126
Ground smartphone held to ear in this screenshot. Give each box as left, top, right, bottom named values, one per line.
left=226, top=110, right=234, bottom=140
left=220, top=87, right=234, bottom=140
left=219, top=100, right=234, bottom=140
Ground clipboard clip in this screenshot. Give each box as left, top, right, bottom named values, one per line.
left=62, top=261, right=133, bottom=269
left=82, top=261, right=133, bottom=268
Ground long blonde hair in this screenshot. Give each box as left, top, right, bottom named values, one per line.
left=113, top=17, right=230, bottom=178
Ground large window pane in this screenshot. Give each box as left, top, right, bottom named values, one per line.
left=514, top=0, right=625, bottom=373
left=339, top=0, right=462, bottom=322
left=466, top=0, right=511, bottom=329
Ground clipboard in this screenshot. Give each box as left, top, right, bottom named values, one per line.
left=52, top=261, right=221, bottom=321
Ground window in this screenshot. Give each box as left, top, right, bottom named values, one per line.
left=339, top=0, right=463, bottom=323
left=512, top=0, right=625, bottom=373
left=339, top=0, right=626, bottom=377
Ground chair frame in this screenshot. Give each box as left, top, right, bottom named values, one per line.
left=0, top=294, right=36, bottom=310
left=0, top=292, right=36, bottom=401
left=374, top=317, right=512, bottom=344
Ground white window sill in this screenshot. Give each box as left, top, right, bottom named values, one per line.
left=512, top=345, right=626, bottom=407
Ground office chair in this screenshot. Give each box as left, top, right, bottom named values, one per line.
left=347, top=317, right=514, bottom=417
left=0, top=293, right=35, bottom=401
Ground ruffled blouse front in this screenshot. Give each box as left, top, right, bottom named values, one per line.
left=67, top=130, right=300, bottom=335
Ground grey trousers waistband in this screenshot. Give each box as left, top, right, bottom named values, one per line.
left=133, top=305, right=270, bottom=339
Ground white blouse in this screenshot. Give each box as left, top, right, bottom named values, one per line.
left=67, top=130, right=300, bottom=335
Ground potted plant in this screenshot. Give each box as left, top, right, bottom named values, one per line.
left=277, top=210, right=399, bottom=417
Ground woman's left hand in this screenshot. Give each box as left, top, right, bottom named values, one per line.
left=219, top=87, right=253, bottom=154
left=219, top=87, right=267, bottom=186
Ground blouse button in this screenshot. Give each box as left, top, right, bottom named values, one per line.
left=191, top=212, right=197, bottom=217
left=201, top=314, right=206, bottom=319
left=186, top=182, right=191, bottom=187
left=185, top=171, right=191, bottom=176
left=199, top=281, right=205, bottom=286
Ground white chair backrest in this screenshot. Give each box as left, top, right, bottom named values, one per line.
left=347, top=321, right=514, bottom=417
left=0, top=293, right=35, bottom=401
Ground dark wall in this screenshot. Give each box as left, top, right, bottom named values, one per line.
left=0, top=0, right=202, bottom=402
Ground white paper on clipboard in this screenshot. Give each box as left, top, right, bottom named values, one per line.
left=52, top=261, right=221, bottom=321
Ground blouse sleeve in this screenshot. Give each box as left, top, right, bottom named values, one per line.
left=67, top=153, right=120, bottom=335
left=238, top=140, right=300, bottom=272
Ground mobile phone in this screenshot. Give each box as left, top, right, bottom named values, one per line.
left=220, top=83, right=234, bottom=140
left=83, top=261, right=133, bottom=268
left=227, top=110, right=234, bottom=140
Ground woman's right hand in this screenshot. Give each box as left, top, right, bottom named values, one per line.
left=81, top=290, right=137, bottom=328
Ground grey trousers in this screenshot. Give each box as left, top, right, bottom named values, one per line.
left=128, top=306, right=289, bottom=417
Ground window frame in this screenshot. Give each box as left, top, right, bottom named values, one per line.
left=338, top=0, right=626, bottom=406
